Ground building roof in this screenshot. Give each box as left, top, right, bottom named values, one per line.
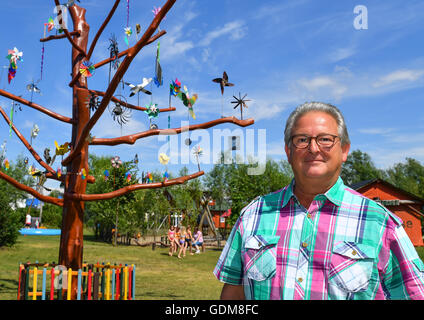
left=349, top=178, right=424, bottom=204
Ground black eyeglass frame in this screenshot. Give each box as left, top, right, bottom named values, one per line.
left=290, top=133, right=340, bottom=149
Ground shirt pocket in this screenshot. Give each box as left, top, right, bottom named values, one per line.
left=329, top=241, right=376, bottom=293
left=412, top=258, right=424, bottom=280
left=243, top=234, right=280, bottom=282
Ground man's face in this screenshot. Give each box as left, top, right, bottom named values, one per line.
left=285, top=111, right=350, bottom=183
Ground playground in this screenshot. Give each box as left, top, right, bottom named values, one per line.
left=0, top=230, right=224, bottom=300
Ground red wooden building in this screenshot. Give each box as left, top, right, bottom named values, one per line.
left=351, top=179, right=424, bottom=247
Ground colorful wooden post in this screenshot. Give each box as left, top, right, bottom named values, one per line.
left=87, top=269, right=92, bottom=300
left=32, top=266, right=38, bottom=300
left=50, top=267, right=55, bottom=300
left=77, top=269, right=82, bottom=300
left=123, top=266, right=128, bottom=300
left=41, top=267, right=47, bottom=300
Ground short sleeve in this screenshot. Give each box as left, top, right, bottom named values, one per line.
left=213, top=217, right=244, bottom=285
left=382, top=224, right=424, bottom=299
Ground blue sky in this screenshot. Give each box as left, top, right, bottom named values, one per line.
left=0, top=0, right=423, bottom=191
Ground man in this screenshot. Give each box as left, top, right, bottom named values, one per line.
left=214, top=102, right=424, bottom=300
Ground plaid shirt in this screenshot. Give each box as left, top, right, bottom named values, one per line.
left=214, top=177, right=424, bottom=300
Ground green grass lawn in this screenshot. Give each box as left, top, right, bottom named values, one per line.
left=0, top=231, right=224, bottom=300
left=2, top=232, right=424, bottom=300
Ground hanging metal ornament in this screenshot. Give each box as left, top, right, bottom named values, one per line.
left=108, top=94, right=131, bottom=126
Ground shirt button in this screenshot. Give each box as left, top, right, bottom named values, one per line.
left=302, top=242, right=308, bottom=248
left=307, top=213, right=312, bottom=219
left=352, top=250, right=357, bottom=256
left=298, top=277, right=303, bottom=283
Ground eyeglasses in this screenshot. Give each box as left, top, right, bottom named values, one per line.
left=291, top=134, right=339, bottom=149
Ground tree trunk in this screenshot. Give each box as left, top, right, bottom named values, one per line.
left=58, top=5, right=90, bottom=298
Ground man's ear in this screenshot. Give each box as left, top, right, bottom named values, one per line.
left=285, top=144, right=291, bottom=163
left=341, top=143, right=350, bottom=162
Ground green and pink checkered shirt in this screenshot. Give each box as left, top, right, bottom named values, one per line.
left=214, top=177, right=424, bottom=300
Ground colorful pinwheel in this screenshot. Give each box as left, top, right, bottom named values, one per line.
left=6, top=47, right=23, bottom=84
left=104, top=169, right=109, bottom=181
left=111, top=156, right=122, bottom=168
left=193, top=145, right=203, bottom=171
left=144, top=102, right=160, bottom=119
left=124, top=27, right=132, bottom=46
left=163, top=171, right=169, bottom=182
left=45, top=17, right=55, bottom=32
left=81, top=168, right=86, bottom=180
left=54, top=141, right=70, bottom=156
left=79, top=60, right=95, bottom=78
left=125, top=171, right=132, bottom=182
left=170, top=78, right=181, bottom=96
left=177, top=85, right=197, bottom=119
left=159, top=153, right=170, bottom=165
left=3, top=159, right=9, bottom=171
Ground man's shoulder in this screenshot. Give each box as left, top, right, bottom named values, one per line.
left=342, top=185, right=403, bottom=226
left=239, top=185, right=290, bottom=218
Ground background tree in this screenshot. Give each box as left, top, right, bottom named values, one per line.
left=385, top=157, right=424, bottom=198
left=341, top=149, right=385, bottom=186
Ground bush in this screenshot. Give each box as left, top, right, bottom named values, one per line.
left=0, top=209, right=21, bottom=247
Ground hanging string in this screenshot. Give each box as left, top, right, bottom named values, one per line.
left=126, top=0, right=130, bottom=28
left=40, top=25, right=46, bottom=81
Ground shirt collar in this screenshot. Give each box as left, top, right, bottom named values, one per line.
left=282, top=176, right=346, bottom=208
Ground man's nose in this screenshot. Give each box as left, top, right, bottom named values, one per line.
left=308, top=138, right=320, bottom=153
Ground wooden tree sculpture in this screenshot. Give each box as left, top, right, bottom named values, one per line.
left=0, top=0, right=254, bottom=297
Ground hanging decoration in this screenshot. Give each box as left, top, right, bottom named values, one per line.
left=80, top=168, right=87, bottom=180
left=79, top=60, right=95, bottom=78
left=133, top=154, right=139, bottom=164
left=135, top=24, right=141, bottom=41
left=108, top=34, right=120, bottom=84
left=124, top=27, right=132, bottom=47
left=27, top=80, right=42, bottom=103
left=125, top=77, right=152, bottom=106
left=103, top=169, right=109, bottom=181
left=163, top=171, right=169, bottom=182
left=9, top=103, right=14, bottom=137
left=57, top=168, right=62, bottom=178
left=109, top=98, right=131, bottom=126
left=177, top=85, right=197, bottom=120
left=231, top=92, right=251, bottom=120
left=54, top=140, right=70, bottom=156
left=159, top=153, right=170, bottom=165
left=3, top=159, right=10, bottom=171
left=86, top=93, right=101, bottom=112
left=6, top=47, right=23, bottom=84
left=153, top=42, right=163, bottom=87
left=111, top=156, right=122, bottom=168
left=125, top=171, right=131, bottom=183
left=144, top=102, right=160, bottom=119
left=193, top=145, right=203, bottom=171
left=212, top=71, right=234, bottom=117
left=30, top=124, right=39, bottom=146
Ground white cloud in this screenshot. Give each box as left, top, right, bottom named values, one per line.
left=298, top=76, right=347, bottom=100
left=199, top=20, right=247, bottom=47
left=373, top=69, right=424, bottom=87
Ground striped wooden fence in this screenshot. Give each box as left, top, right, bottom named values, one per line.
left=17, top=262, right=136, bottom=300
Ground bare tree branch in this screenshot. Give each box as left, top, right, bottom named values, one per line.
left=82, top=88, right=176, bottom=113
left=0, top=89, right=73, bottom=124
left=40, top=31, right=80, bottom=43
left=0, top=106, right=56, bottom=176
left=68, top=30, right=166, bottom=88
left=86, top=0, right=121, bottom=60
left=65, top=171, right=204, bottom=202
left=62, top=0, right=176, bottom=167
left=0, top=171, right=63, bottom=207
left=90, top=116, right=255, bottom=146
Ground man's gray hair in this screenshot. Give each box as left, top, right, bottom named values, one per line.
left=284, top=102, right=350, bottom=146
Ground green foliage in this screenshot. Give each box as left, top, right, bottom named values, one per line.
left=341, top=149, right=385, bottom=186
left=385, top=158, right=424, bottom=198
left=0, top=155, right=34, bottom=247
left=85, top=154, right=139, bottom=242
